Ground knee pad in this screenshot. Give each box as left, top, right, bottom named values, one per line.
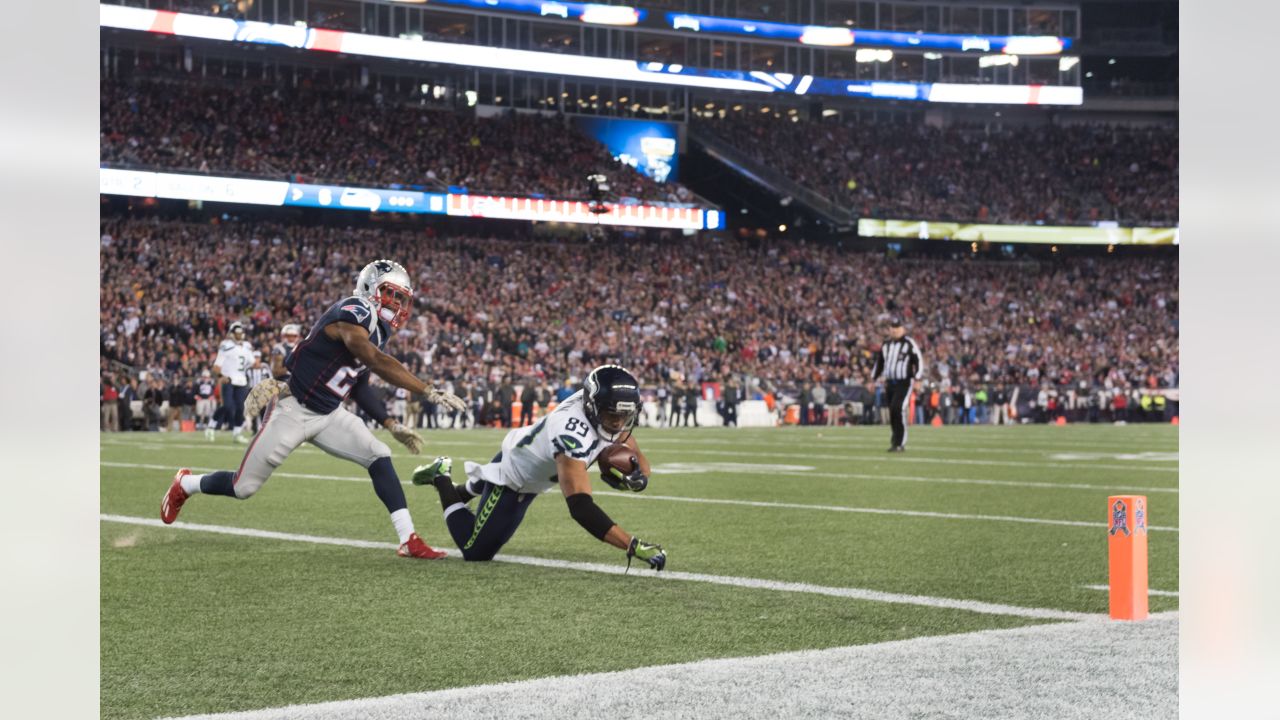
left=461, top=547, right=497, bottom=562
left=232, top=475, right=263, bottom=499
left=369, top=438, right=392, bottom=463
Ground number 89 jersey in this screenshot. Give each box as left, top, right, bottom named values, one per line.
left=285, top=296, right=389, bottom=415
left=473, top=390, right=606, bottom=496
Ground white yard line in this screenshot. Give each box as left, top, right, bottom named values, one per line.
left=100, top=513, right=1099, bottom=622
left=642, top=436, right=1179, bottom=456
left=768, top=469, right=1178, bottom=494
left=668, top=447, right=1179, bottom=472
left=595, top=491, right=1180, bottom=532
left=100, top=462, right=1178, bottom=531
left=102, top=435, right=1180, bottom=459
left=156, top=612, right=1178, bottom=720
left=1082, top=584, right=1180, bottom=597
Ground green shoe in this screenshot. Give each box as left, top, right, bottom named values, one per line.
left=411, top=456, right=452, bottom=486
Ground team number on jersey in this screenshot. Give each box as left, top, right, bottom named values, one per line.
left=325, top=366, right=361, bottom=396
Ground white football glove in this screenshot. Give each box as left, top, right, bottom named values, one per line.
left=388, top=422, right=424, bottom=455
left=244, top=378, right=288, bottom=420
left=426, top=388, right=468, bottom=414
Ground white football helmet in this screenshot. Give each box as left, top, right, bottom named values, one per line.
left=280, top=323, right=302, bottom=346
left=354, top=259, right=413, bottom=329
left=228, top=321, right=246, bottom=341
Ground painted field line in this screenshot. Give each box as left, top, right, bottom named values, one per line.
left=159, top=612, right=1177, bottom=720
left=1082, top=584, right=1180, bottom=597
left=101, top=513, right=1098, bottom=622
left=673, top=448, right=1179, bottom=473
left=769, top=469, right=1178, bottom=494
left=100, top=462, right=1178, bottom=531
left=99, top=440, right=1177, bottom=474
left=643, top=437, right=1179, bottom=457
left=595, top=491, right=1180, bottom=532
left=100, top=458, right=1177, bottom=495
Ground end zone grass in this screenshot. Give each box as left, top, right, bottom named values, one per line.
left=101, top=424, right=1177, bottom=719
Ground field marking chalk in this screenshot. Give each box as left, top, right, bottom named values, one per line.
left=101, top=514, right=1100, bottom=622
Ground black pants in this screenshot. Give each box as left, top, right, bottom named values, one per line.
left=886, top=379, right=913, bottom=448
left=443, top=480, right=536, bottom=561
left=221, top=383, right=249, bottom=429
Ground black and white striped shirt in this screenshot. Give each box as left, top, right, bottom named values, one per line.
left=873, top=337, right=924, bottom=382
left=246, top=365, right=272, bottom=389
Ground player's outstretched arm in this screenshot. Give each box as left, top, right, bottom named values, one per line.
left=558, top=455, right=666, bottom=570
left=325, top=322, right=466, bottom=412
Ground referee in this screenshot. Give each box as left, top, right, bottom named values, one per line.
left=871, top=317, right=923, bottom=452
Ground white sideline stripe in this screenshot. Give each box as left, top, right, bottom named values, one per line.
left=100, top=514, right=1099, bottom=622
left=159, top=612, right=1178, bottom=720
left=100, top=457, right=1178, bottom=495
left=1082, top=584, right=1180, bottom=597
left=768, top=469, right=1178, bottom=494
left=102, top=438, right=1180, bottom=470
left=595, top=491, right=1180, bottom=532
left=643, top=437, right=1179, bottom=457
left=100, top=462, right=1178, bottom=532
left=673, top=448, right=1179, bottom=473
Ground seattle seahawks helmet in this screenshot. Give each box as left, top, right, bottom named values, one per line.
left=583, top=364, right=641, bottom=443
left=354, top=259, right=413, bottom=330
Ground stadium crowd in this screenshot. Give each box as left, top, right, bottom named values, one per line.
left=100, top=216, right=1178, bottom=430
left=697, top=114, right=1179, bottom=226
left=100, top=72, right=694, bottom=204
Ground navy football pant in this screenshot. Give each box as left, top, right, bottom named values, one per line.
left=443, top=480, right=536, bottom=561
left=221, top=383, right=249, bottom=429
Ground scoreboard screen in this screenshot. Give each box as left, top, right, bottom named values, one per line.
left=571, top=117, right=680, bottom=184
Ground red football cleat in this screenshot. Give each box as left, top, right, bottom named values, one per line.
left=397, top=533, right=447, bottom=559
left=161, top=468, right=191, bottom=525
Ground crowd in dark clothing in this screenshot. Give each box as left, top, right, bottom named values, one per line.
left=697, top=114, right=1178, bottom=226
left=100, top=216, right=1178, bottom=430
left=100, top=72, right=695, bottom=204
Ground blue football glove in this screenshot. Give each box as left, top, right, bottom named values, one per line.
left=627, top=536, right=666, bottom=572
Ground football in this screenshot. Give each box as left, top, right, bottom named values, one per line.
left=598, top=443, right=639, bottom=478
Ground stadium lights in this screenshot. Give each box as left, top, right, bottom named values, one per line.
left=979, top=54, right=1019, bottom=68
left=97, top=4, right=1082, bottom=106
left=798, top=26, right=854, bottom=47
left=1001, top=36, right=1064, bottom=55
left=855, top=49, right=894, bottom=63
left=580, top=4, right=640, bottom=26
left=1059, top=56, right=1080, bottom=72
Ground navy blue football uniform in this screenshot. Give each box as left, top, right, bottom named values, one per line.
left=286, top=296, right=390, bottom=414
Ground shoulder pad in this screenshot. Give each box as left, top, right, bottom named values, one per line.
left=219, top=340, right=235, bottom=351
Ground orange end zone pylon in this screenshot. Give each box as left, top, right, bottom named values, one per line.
left=1107, top=495, right=1149, bottom=620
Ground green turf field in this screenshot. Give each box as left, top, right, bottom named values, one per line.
left=100, top=424, right=1178, bottom=719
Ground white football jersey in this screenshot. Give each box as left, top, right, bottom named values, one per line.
left=215, top=340, right=255, bottom=387
left=463, top=390, right=607, bottom=496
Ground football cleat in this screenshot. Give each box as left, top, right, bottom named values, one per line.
left=397, top=533, right=446, bottom=559
left=411, top=456, right=453, bottom=486
left=234, top=433, right=250, bottom=445
left=205, top=427, right=216, bottom=441
left=161, top=468, right=192, bottom=524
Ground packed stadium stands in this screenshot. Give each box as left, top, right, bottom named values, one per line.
left=695, top=114, right=1179, bottom=226
left=99, top=216, right=1178, bottom=428
left=100, top=71, right=696, bottom=204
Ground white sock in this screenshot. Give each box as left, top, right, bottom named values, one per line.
left=390, top=508, right=415, bottom=544
left=181, top=473, right=204, bottom=495
left=444, top=502, right=467, bottom=520
left=232, top=425, right=243, bottom=437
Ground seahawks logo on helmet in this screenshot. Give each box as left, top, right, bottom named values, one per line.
left=584, top=364, right=642, bottom=443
